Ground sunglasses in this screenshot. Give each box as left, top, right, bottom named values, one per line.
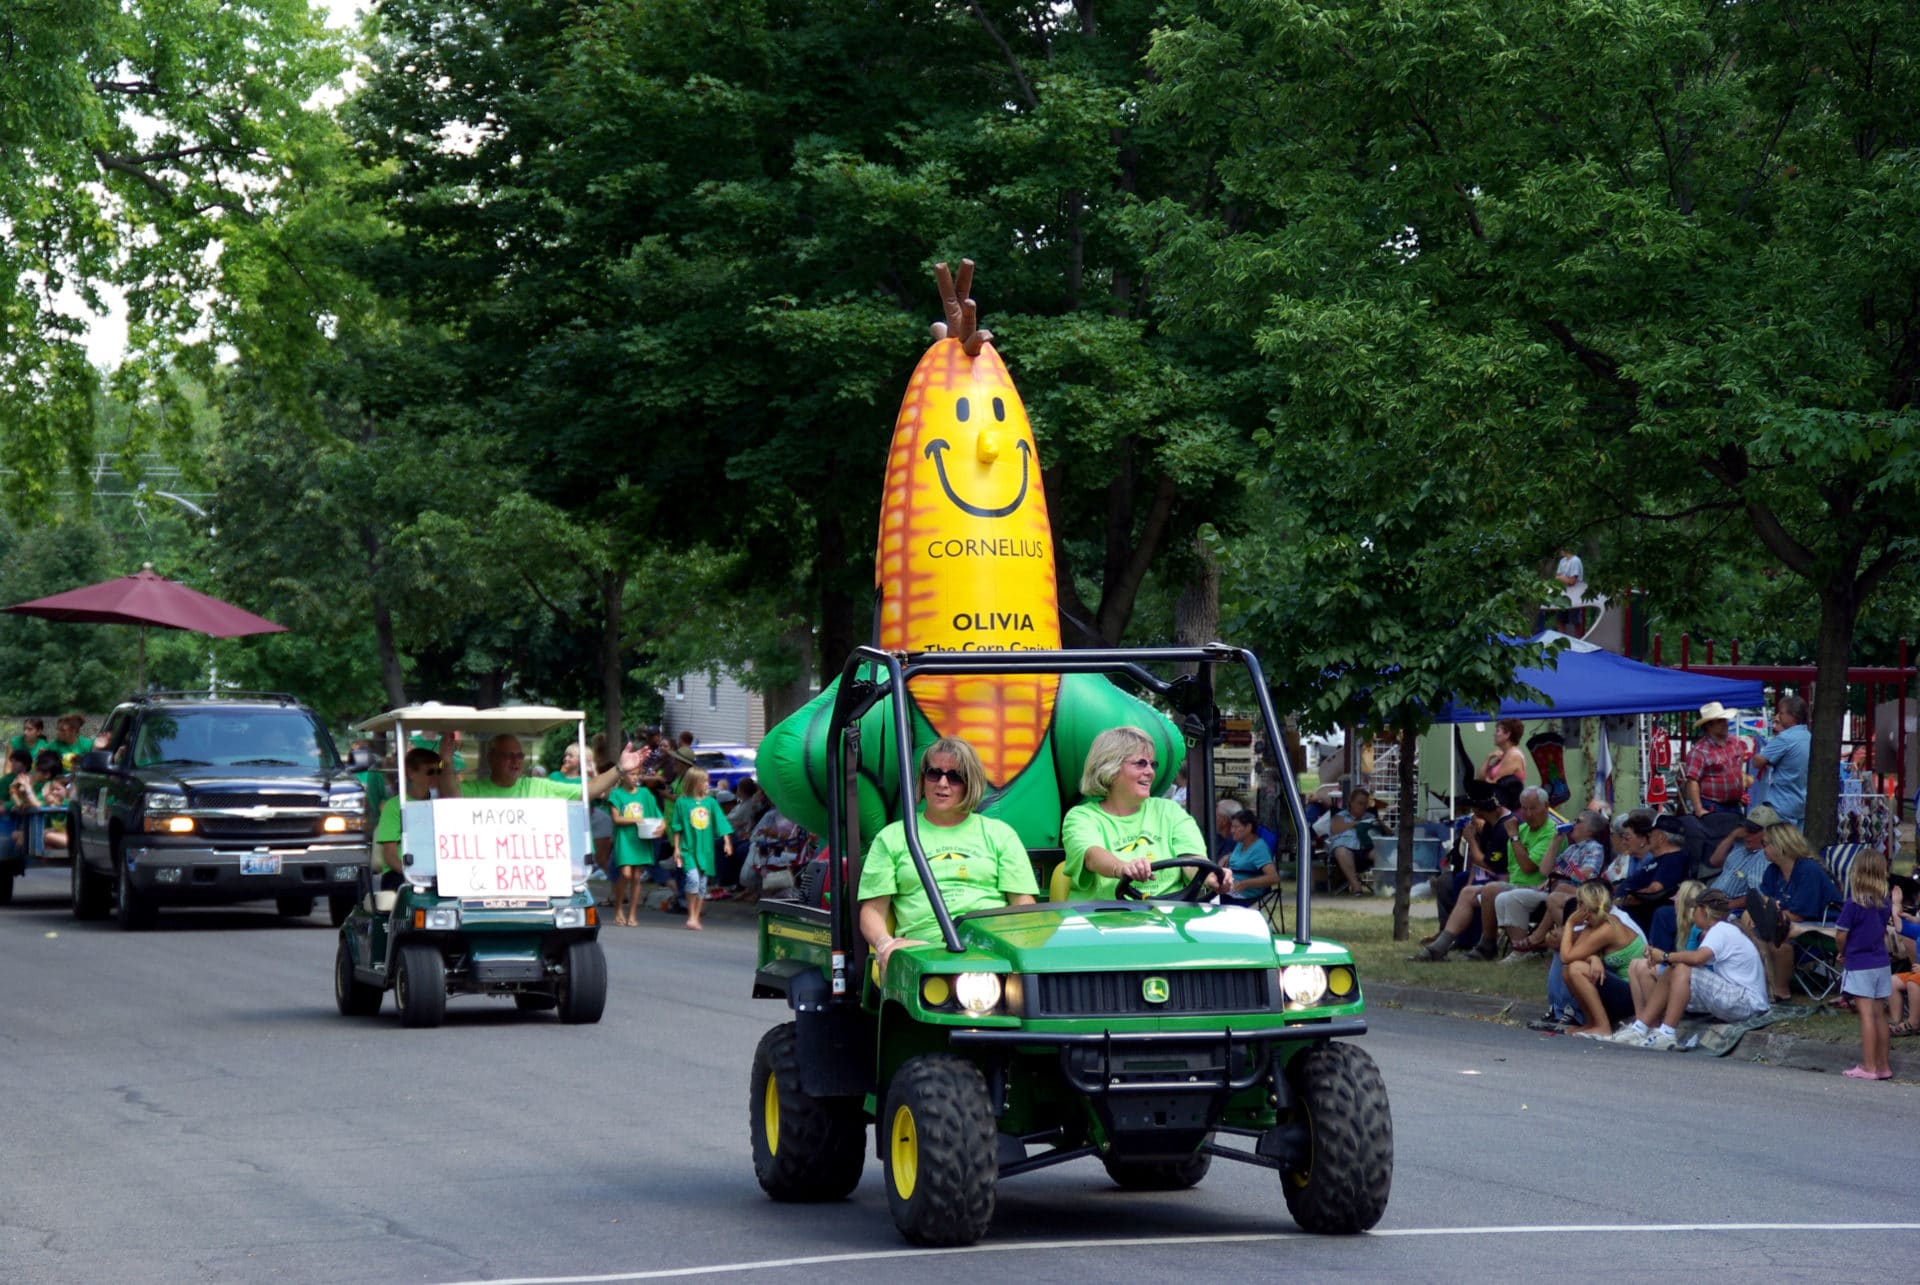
left=420, top=766, right=443, bottom=777
left=922, top=766, right=965, bottom=786
left=1124, top=757, right=1157, bottom=772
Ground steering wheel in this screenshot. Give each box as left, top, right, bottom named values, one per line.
left=1115, top=857, right=1230, bottom=903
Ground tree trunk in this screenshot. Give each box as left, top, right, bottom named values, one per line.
left=764, top=614, right=816, bottom=727
left=1172, top=533, right=1219, bottom=676
left=599, top=565, right=626, bottom=751
left=370, top=588, right=406, bottom=708
left=1803, top=584, right=1857, bottom=849
left=1393, top=725, right=1416, bottom=942
left=817, top=509, right=858, bottom=685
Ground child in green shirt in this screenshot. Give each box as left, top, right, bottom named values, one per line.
left=669, top=767, right=732, bottom=931
left=607, top=766, right=664, bottom=926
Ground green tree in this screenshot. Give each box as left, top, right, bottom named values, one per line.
left=1145, top=0, right=1920, bottom=845
left=0, top=1, right=344, bottom=505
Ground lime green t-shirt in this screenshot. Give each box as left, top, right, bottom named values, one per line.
left=857, top=811, right=1037, bottom=943
left=51, top=736, right=93, bottom=761
left=1062, top=797, right=1209, bottom=899
left=10, top=735, right=48, bottom=757
left=670, top=794, right=733, bottom=876
left=464, top=776, right=581, bottom=801
left=355, top=768, right=389, bottom=830
left=372, top=796, right=406, bottom=872
left=1512, top=818, right=1556, bottom=888
left=607, top=784, right=663, bottom=866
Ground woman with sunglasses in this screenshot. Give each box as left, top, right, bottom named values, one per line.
left=1063, top=725, right=1218, bottom=900
left=858, top=737, right=1038, bottom=977
left=371, top=745, right=461, bottom=890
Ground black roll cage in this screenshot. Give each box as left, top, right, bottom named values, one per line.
left=823, top=643, right=1314, bottom=978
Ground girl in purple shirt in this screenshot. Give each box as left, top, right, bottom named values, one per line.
left=1835, top=850, right=1893, bottom=1080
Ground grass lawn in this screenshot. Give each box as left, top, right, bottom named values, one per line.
left=1293, top=899, right=1866, bottom=1045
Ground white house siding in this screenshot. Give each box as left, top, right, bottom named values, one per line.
left=660, top=669, right=767, bottom=746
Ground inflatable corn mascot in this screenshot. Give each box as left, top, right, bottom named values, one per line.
left=756, top=262, right=1182, bottom=852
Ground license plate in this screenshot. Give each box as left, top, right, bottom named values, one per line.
left=241, top=854, right=282, bottom=875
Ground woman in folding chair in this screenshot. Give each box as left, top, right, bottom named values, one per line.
left=1740, top=823, right=1842, bottom=1003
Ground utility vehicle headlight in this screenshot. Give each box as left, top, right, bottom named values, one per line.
left=420, top=906, right=460, bottom=931
left=554, top=906, right=587, bottom=929
left=1280, top=964, right=1329, bottom=1008
left=953, top=972, right=1002, bottom=1016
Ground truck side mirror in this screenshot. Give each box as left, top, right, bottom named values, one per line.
left=78, top=750, right=112, bottom=773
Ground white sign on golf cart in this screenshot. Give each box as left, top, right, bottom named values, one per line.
left=426, top=797, right=573, bottom=900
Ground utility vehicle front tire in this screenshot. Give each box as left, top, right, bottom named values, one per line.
left=880, top=1054, right=996, bottom=1246
left=556, top=941, right=606, bottom=1024
left=395, top=944, right=447, bottom=1028
left=1102, top=1144, right=1213, bottom=1191
left=749, top=1022, right=865, bottom=1202
left=1280, top=1041, right=1392, bottom=1234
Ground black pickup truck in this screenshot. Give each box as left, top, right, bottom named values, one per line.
left=67, top=692, right=373, bottom=930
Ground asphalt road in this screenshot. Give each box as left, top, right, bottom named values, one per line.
left=2, top=866, right=1916, bottom=1284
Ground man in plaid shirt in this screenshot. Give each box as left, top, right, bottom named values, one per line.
left=1684, top=702, right=1749, bottom=816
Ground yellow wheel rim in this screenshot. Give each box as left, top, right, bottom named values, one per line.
left=890, top=1104, right=918, bottom=1200
left=764, top=1076, right=781, bottom=1156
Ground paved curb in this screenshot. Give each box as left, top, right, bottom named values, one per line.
left=1368, top=981, right=1916, bottom=1080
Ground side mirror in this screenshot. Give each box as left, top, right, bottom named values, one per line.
left=345, top=748, right=376, bottom=772
left=78, top=750, right=112, bottom=774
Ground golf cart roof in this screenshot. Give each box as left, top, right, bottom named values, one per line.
left=355, top=703, right=585, bottom=736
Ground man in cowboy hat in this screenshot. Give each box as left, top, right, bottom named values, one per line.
left=1683, top=701, right=1749, bottom=818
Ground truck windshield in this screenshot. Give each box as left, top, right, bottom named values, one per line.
left=134, top=710, right=338, bottom=771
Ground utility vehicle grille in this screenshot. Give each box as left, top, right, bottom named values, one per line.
left=1032, top=969, right=1272, bottom=1017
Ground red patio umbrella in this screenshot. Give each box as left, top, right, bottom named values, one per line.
left=4, top=562, right=286, bottom=686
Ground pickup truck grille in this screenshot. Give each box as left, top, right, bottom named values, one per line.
left=1032, top=969, right=1273, bottom=1018
left=194, top=817, right=326, bottom=839
left=190, top=792, right=326, bottom=810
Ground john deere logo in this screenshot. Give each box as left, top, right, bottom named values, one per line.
left=1141, top=976, right=1170, bottom=1005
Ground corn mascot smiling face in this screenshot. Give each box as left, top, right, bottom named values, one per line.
left=755, top=261, right=1182, bottom=851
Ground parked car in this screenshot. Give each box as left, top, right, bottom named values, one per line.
left=68, top=691, right=373, bottom=930
left=689, top=742, right=756, bottom=791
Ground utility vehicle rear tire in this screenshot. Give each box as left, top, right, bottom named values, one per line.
left=334, top=938, right=383, bottom=1016
left=395, top=944, right=447, bottom=1028
left=1101, top=1144, right=1213, bottom=1190
left=880, top=1054, right=996, bottom=1246
left=72, top=845, right=110, bottom=921
left=1280, top=1041, right=1393, bottom=1233
left=749, top=1022, right=865, bottom=1202
left=556, top=941, right=606, bottom=1024
left=276, top=895, right=315, bottom=918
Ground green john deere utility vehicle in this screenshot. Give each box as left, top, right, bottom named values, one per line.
left=748, top=644, right=1391, bottom=1246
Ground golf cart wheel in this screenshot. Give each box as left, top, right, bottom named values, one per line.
left=276, top=895, right=315, bottom=918
left=881, top=1054, right=997, bottom=1246
left=514, top=991, right=558, bottom=1011
left=72, top=843, right=110, bottom=921
left=556, top=940, right=606, bottom=1024
left=749, top=1022, right=865, bottom=1202
left=1102, top=1143, right=1214, bottom=1191
left=334, top=938, right=383, bottom=1016
left=1280, top=1042, right=1393, bottom=1234
left=395, top=944, right=447, bottom=1028
left=328, top=894, right=356, bottom=927
left=115, top=847, right=156, bottom=932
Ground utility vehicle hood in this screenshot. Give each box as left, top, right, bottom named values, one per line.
left=954, top=901, right=1281, bottom=972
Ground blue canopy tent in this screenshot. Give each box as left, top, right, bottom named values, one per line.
left=1434, top=634, right=1766, bottom=723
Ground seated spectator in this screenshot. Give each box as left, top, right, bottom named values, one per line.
left=9, top=717, right=48, bottom=758
left=1700, top=804, right=1779, bottom=909
left=1555, top=881, right=1647, bottom=1038
left=1468, top=786, right=1556, bottom=957
left=1503, top=808, right=1610, bottom=956
left=51, top=713, right=93, bottom=768
left=1628, top=880, right=1706, bottom=1015
left=1411, top=779, right=1515, bottom=961
left=1613, top=813, right=1688, bottom=933
left=1324, top=786, right=1378, bottom=896
left=0, top=747, right=30, bottom=806
left=1741, top=821, right=1842, bottom=1003
left=8, top=751, right=68, bottom=853
left=1221, top=809, right=1279, bottom=907
left=1612, top=889, right=1769, bottom=1048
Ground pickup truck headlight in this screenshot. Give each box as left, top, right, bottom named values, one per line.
left=145, top=793, right=185, bottom=812
left=329, top=793, right=367, bottom=815
left=145, top=815, right=195, bottom=834
left=1280, top=964, right=1329, bottom=1008
left=321, top=815, right=365, bottom=833
left=953, top=972, right=1003, bottom=1016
